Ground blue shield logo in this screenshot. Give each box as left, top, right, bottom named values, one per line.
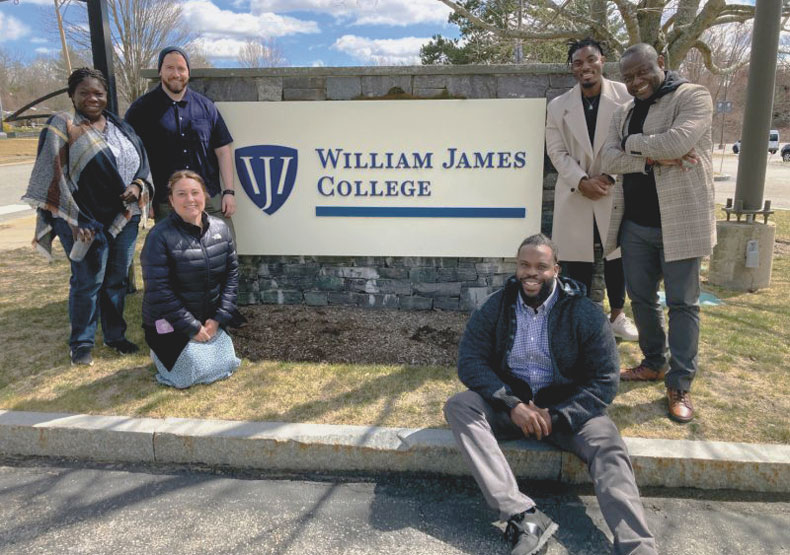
left=235, top=145, right=298, bottom=215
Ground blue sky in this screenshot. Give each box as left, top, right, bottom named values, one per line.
left=0, top=0, right=460, bottom=67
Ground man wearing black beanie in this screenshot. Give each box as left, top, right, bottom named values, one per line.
left=125, top=46, right=236, bottom=228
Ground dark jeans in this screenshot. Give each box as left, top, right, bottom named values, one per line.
left=52, top=215, right=140, bottom=350
left=620, top=220, right=701, bottom=391
left=560, top=221, right=626, bottom=309
left=560, top=257, right=626, bottom=309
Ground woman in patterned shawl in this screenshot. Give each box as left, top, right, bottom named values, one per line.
left=22, top=68, right=153, bottom=366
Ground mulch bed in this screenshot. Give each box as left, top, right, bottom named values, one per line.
left=235, top=305, right=469, bottom=367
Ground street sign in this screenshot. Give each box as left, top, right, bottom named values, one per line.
left=716, top=100, right=733, bottom=114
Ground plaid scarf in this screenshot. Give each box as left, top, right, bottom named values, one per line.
left=22, top=110, right=152, bottom=260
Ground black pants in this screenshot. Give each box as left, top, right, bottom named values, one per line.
left=560, top=222, right=626, bottom=310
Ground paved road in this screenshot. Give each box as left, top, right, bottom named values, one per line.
left=0, top=162, right=33, bottom=223
left=713, top=153, right=790, bottom=209
left=0, top=458, right=788, bottom=554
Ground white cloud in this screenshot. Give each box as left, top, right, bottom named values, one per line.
left=30, top=38, right=48, bottom=44
left=34, top=47, right=61, bottom=56
left=191, top=37, right=249, bottom=60
left=182, top=0, right=319, bottom=39
left=251, top=0, right=450, bottom=26
left=311, top=59, right=325, bottom=67
left=331, top=35, right=429, bottom=65
left=0, top=13, right=30, bottom=42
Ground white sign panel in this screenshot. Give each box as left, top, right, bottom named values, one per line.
left=218, top=99, right=546, bottom=257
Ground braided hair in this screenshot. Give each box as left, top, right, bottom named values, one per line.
left=67, top=67, right=108, bottom=97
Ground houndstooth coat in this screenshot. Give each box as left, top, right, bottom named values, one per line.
left=601, top=83, right=716, bottom=262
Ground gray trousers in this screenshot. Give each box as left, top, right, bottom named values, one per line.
left=620, top=220, right=700, bottom=391
left=444, top=390, right=657, bottom=555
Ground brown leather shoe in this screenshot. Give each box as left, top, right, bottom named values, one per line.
left=667, top=388, right=694, bottom=423
left=620, top=364, right=666, bottom=381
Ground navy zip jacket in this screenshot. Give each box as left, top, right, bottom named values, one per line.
left=457, top=276, right=619, bottom=433
left=141, top=211, right=238, bottom=338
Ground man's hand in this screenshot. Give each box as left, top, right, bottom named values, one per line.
left=221, top=193, right=236, bottom=217
left=652, top=149, right=698, bottom=171
left=578, top=175, right=612, bottom=200
left=510, top=401, right=552, bottom=440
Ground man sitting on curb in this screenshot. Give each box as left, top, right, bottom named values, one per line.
left=444, top=233, right=657, bottom=555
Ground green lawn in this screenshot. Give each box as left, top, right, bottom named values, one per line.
left=1, top=211, right=788, bottom=444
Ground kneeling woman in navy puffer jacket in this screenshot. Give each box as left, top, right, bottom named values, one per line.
left=141, top=170, right=241, bottom=388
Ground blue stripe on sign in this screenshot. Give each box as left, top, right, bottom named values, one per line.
left=315, top=207, right=526, bottom=218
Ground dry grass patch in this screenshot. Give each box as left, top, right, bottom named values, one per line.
left=1, top=213, right=789, bottom=444
left=0, top=138, right=38, bottom=164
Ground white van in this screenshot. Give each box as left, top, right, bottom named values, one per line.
left=769, top=130, right=780, bottom=154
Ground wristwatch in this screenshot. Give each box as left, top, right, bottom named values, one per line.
left=222, top=189, right=235, bottom=196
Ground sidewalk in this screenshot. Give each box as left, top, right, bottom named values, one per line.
left=0, top=213, right=35, bottom=251
left=1, top=410, right=788, bottom=493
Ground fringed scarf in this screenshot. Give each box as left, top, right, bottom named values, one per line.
left=22, top=109, right=153, bottom=261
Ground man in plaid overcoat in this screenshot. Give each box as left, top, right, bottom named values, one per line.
left=601, top=43, right=716, bottom=424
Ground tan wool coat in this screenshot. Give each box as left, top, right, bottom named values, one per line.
left=546, top=78, right=631, bottom=263
left=601, top=83, right=716, bottom=262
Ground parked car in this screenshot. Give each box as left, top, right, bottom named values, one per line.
left=769, top=130, right=780, bottom=154
left=732, top=132, right=781, bottom=155
left=781, top=143, right=790, bottom=162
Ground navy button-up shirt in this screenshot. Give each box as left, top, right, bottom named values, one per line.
left=125, top=84, right=233, bottom=203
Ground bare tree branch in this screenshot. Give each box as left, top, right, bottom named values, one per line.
left=689, top=39, right=748, bottom=75
left=238, top=39, right=286, bottom=68
left=61, top=0, right=194, bottom=105
left=432, top=0, right=788, bottom=69
left=609, top=0, right=641, bottom=43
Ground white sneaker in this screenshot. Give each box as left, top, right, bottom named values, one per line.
left=610, top=312, right=639, bottom=341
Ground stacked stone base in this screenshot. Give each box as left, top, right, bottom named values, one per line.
left=238, top=256, right=519, bottom=311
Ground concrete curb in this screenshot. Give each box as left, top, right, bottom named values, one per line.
left=1, top=410, right=788, bottom=492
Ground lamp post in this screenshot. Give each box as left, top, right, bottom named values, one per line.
left=83, top=0, right=118, bottom=115
left=0, top=95, right=6, bottom=139
left=708, top=0, right=783, bottom=291
left=0, top=1, right=11, bottom=136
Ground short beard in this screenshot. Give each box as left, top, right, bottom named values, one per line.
left=163, top=79, right=186, bottom=95
left=581, top=80, right=596, bottom=89
left=521, top=278, right=555, bottom=308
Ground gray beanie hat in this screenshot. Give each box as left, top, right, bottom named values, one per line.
left=158, top=46, right=190, bottom=72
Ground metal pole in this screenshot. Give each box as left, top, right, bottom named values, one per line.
left=85, top=0, right=118, bottom=115
left=55, top=0, right=73, bottom=75
left=734, top=0, right=782, bottom=212
left=0, top=95, right=6, bottom=138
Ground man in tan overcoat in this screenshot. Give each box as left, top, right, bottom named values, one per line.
left=546, top=38, right=638, bottom=342
left=601, top=43, right=716, bottom=423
